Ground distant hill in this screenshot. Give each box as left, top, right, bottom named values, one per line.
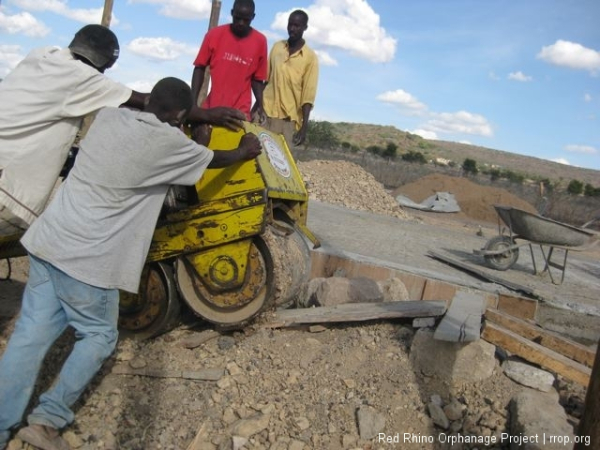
left=329, top=122, right=600, bottom=188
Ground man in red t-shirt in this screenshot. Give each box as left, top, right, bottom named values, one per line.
left=191, top=0, right=268, bottom=121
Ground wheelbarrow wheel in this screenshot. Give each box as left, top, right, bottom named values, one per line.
left=483, top=236, right=519, bottom=271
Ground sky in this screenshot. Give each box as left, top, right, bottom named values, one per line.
left=1, top=0, right=599, bottom=171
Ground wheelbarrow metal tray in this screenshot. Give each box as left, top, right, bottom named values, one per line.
left=493, top=205, right=596, bottom=248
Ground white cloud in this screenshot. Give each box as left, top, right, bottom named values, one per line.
left=551, top=158, right=571, bottom=165
left=271, top=0, right=397, bottom=63
left=459, top=140, right=472, bottom=145
left=584, top=93, right=592, bottom=102
left=0, top=9, right=50, bottom=37
left=0, top=44, right=25, bottom=76
left=565, top=144, right=597, bottom=155
left=411, top=129, right=437, bottom=140
left=127, top=0, right=212, bottom=20
left=377, top=89, right=427, bottom=113
left=537, top=40, right=600, bottom=74
left=508, top=71, right=532, bottom=82
left=314, top=50, right=338, bottom=66
left=126, top=79, right=157, bottom=93
left=127, top=37, right=197, bottom=61
left=424, top=111, right=493, bottom=137
left=11, top=0, right=109, bottom=24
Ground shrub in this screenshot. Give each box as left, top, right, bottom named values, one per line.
left=383, top=142, right=398, bottom=159
left=306, top=120, right=339, bottom=149
left=584, top=183, right=600, bottom=197
left=402, top=151, right=427, bottom=164
left=462, top=158, right=478, bottom=175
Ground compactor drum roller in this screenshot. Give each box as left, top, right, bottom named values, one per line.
left=118, top=123, right=317, bottom=338
left=0, top=123, right=317, bottom=339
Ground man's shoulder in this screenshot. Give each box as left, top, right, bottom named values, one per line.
left=302, top=43, right=318, bottom=56
left=207, top=24, right=231, bottom=38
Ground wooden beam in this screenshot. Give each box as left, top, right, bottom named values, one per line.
left=575, top=343, right=600, bottom=450
left=497, top=294, right=537, bottom=320
left=112, top=364, right=223, bottom=381
left=482, top=322, right=591, bottom=386
left=101, top=0, right=114, bottom=27
left=265, top=301, right=447, bottom=328
left=485, top=308, right=595, bottom=368
left=197, top=0, right=221, bottom=106
left=427, top=251, right=539, bottom=298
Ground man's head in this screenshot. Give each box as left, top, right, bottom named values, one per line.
left=230, top=0, right=255, bottom=38
left=146, top=77, right=194, bottom=128
left=287, top=10, right=309, bottom=44
left=69, top=24, right=120, bottom=73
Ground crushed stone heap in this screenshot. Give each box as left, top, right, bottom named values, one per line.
left=297, top=160, right=409, bottom=219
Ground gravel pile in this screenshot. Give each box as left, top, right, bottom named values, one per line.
left=298, top=160, right=409, bottom=220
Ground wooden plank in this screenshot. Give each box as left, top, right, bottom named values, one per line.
left=266, top=301, right=447, bottom=328
left=575, top=346, right=600, bottom=450
left=112, top=364, right=224, bottom=381
left=393, top=272, right=426, bottom=300
left=309, top=251, right=427, bottom=300
left=421, top=279, right=457, bottom=304
left=310, top=252, right=394, bottom=281
left=482, top=322, right=591, bottom=386
left=427, top=251, right=539, bottom=297
left=434, top=290, right=486, bottom=342
left=485, top=308, right=595, bottom=368
left=497, top=294, right=537, bottom=320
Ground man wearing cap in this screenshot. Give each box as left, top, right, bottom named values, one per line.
left=0, top=24, right=245, bottom=238
left=0, top=76, right=261, bottom=450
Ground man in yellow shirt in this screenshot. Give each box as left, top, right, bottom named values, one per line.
left=260, top=10, right=319, bottom=152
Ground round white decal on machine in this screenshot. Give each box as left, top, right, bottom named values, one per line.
left=258, top=132, right=291, bottom=178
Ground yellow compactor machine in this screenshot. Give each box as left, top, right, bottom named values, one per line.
left=0, top=123, right=318, bottom=339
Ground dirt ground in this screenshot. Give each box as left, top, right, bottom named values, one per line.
left=0, top=160, right=596, bottom=450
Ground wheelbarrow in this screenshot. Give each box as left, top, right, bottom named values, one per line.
left=473, top=205, right=599, bottom=284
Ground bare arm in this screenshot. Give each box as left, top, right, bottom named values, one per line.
left=190, top=129, right=262, bottom=168
left=209, top=133, right=262, bottom=168
left=294, top=103, right=313, bottom=146
left=121, top=90, right=149, bottom=110
left=251, top=79, right=266, bottom=123
left=187, top=106, right=245, bottom=131
left=191, top=66, right=206, bottom=107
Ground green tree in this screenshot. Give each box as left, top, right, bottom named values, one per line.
left=489, top=168, right=501, bottom=181
left=401, top=151, right=427, bottom=164
left=567, top=179, right=584, bottom=195
left=306, top=120, right=339, bottom=149
left=383, top=142, right=398, bottom=159
left=462, top=158, right=478, bottom=175
left=366, top=145, right=383, bottom=156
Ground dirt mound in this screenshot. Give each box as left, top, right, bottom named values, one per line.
left=297, top=160, right=409, bottom=219
left=393, top=173, right=537, bottom=224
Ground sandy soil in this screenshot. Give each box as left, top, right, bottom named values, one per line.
left=0, top=160, right=596, bottom=450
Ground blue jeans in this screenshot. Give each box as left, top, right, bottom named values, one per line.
left=0, top=254, right=119, bottom=446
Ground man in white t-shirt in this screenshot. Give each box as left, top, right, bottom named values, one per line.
left=0, top=77, right=261, bottom=450
left=0, top=24, right=246, bottom=239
